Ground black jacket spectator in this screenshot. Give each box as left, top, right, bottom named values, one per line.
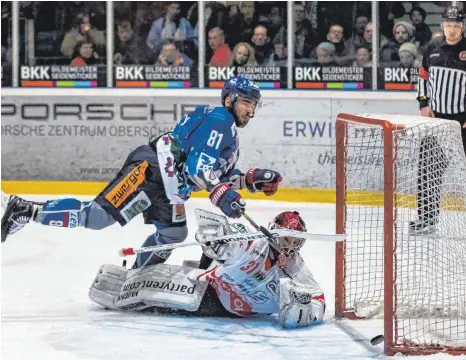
left=410, top=6, right=432, bottom=49
left=346, top=16, right=369, bottom=53
left=267, top=5, right=286, bottom=46
left=227, top=2, right=259, bottom=48
left=114, top=20, right=150, bottom=65
left=306, top=1, right=370, bottom=42
left=251, top=25, right=275, bottom=66
left=379, top=2, right=406, bottom=40
left=295, top=3, right=316, bottom=59
left=253, top=42, right=274, bottom=66
left=325, top=24, right=353, bottom=65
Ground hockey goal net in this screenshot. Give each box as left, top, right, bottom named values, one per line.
left=335, top=113, right=466, bottom=356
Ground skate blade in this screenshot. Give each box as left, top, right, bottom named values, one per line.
left=408, top=225, right=438, bottom=235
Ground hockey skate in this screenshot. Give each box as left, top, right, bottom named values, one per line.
left=1, top=195, right=42, bottom=242
left=408, top=218, right=438, bottom=234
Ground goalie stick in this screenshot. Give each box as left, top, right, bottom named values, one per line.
left=118, top=228, right=346, bottom=256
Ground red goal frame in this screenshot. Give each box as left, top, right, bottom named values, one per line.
left=334, top=113, right=466, bottom=356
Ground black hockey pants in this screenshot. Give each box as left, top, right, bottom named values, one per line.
left=416, top=112, right=466, bottom=221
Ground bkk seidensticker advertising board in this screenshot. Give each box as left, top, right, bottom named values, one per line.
left=1, top=93, right=418, bottom=189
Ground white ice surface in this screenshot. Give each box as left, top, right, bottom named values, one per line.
left=1, top=196, right=464, bottom=360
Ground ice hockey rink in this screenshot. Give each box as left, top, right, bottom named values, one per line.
left=2, top=196, right=464, bottom=360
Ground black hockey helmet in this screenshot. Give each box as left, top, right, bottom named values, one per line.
left=441, top=5, right=465, bottom=21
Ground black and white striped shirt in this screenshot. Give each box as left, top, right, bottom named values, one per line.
left=417, top=36, right=466, bottom=115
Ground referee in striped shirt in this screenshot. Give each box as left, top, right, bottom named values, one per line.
left=417, top=5, right=466, bottom=150
left=411, top=5, right=466, bottom=232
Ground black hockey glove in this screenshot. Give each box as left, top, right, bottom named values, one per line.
left=209, top=184, right=246, bottom=219
left=245, top=168, right=282, bottom=196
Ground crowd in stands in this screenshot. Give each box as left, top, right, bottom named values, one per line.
left=19, top=1, right=107, bottom=66
left=15, top=1, right=466, bottom=69
left=202, top=1, right=463, bottom=69
left=2, top=2, right=12, bottom=84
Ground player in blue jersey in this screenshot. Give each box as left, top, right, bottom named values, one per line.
left=1, top=76, right=282, bottom=269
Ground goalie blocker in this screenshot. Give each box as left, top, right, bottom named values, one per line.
left=89, top=209, right=326, bottom=328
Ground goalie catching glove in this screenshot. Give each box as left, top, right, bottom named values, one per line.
left=279, top=278, right=326, bottom=329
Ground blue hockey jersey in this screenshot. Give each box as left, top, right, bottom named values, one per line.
left=155, top=106, right=240, bottom=203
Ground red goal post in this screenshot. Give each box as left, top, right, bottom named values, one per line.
left=334, top=113, right=466, bottom=356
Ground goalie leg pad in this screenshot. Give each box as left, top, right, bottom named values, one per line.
left=115, top=264, right=209, bottom=312
left=89, top=264, right=129, bottom=309
left=90, top=263, right=210, bottom=312
left=278, top=278, right=326, bottom=329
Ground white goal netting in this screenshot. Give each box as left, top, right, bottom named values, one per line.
left=338, top=114, right=466, bottom=352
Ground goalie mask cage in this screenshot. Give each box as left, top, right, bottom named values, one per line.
left=335, top=113, right=466, bottom=356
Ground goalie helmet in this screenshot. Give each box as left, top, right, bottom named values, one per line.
left=269, top=211, right=306, bottom=257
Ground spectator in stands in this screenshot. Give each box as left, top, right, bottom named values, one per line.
left=61, top=12, right=105, bottom=58
left=156, top=39, right=192, bottom=67
left=146, top=2, right=197, bottom=56
left=229, top=42, right=257, bottom=66
left=267, top=5, right=286, bottom=46
left=71, top=37, right=96, bottom=66
left=114, top=20, right=150, bottom=65
left=347, top=15, right=369, bottom=53
left=380, top=22, right=416, bottom=65
left=325, top=24, right=353, bottom=65
left=362, top=22, right=373, bottom=52
left=198, top=2, right=229, bottom=62
left=294, top=2, right=315, bottom=59
left=185, top=2, right=199, bottom=31
left=228, top=4, right=239, bottom=20
left=273, top=43, right=288, bottom=67
left=398, top=42, right=419, bottom=68
left=394, top=22, right=415, bottom=45
left=305, top=1, right=371, bottom=42
left=410, top=6, right=432, bottom=49
left=1, top=37, right=12, bottom=85
left=205, top=2, right=229, bottom=36
left=353, top=45, right=371, bottom=67
left=251, top=24, right=275, bottom=66
left=315, top=42, right=337, bottom=66
left=227, top=1, right=258, bottom=48
left=208, top=27, right=231, bottom=66
left=362, top=22, right=389, bottom=54
left=379, top=2, right=406, bottom=40
left=134, top=3, right=161, bottom=43
left=59, top=2, right=106, bottom=33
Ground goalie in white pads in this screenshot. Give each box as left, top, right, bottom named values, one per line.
left=90, top=209, right=325, bottom=329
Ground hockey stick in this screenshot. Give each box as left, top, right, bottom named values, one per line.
left=233, top=205, right=283, bottom=254
left=118, top=227, right=345, bottom=256
left=233, top=204, right=346, bottom=243
left=118, top=228, right=302, bottom=256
